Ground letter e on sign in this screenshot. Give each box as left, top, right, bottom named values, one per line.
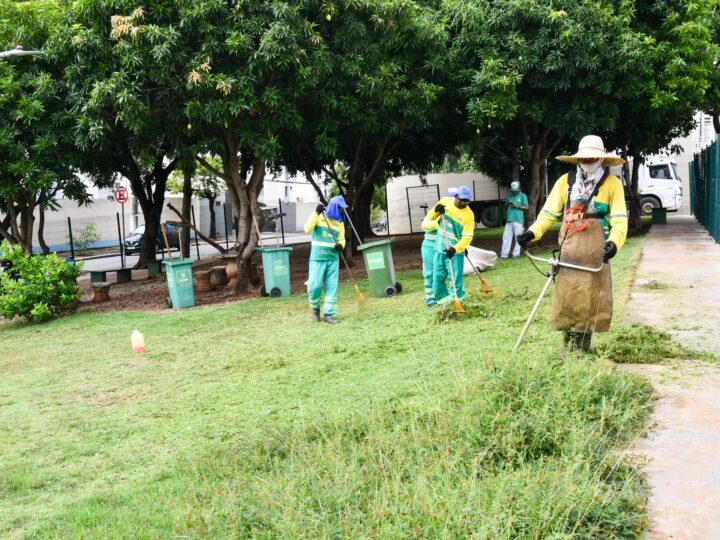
left=115, top=186, right=129, bottom=204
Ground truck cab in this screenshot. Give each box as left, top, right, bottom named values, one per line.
left=612, top=157, right=683, bottom=215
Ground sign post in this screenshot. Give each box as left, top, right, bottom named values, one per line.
left=115, top=186, right=129, bottom=268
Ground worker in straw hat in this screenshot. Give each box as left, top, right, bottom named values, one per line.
left=516, top=135, right=628, bottom=352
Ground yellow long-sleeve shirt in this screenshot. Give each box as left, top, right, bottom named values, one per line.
left=424, top=197, right=475, bottom=253
left=304, top=212, right=346, bottom=261
left=528, top=173, right=628, bottom=249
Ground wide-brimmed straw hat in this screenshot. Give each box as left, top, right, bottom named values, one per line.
left=556, top=135, right=625, bottom=166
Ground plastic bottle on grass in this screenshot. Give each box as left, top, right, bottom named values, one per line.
left=131, top=330, right=146, bottom=354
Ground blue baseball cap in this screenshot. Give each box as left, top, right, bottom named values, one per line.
left=457, top=185, right=472, bottom=201
left=329, top=195, right=349, bottom=208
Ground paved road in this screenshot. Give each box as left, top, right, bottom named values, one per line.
left=623, top=215, right=720, bottom=539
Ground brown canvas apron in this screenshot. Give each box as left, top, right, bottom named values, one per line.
left=549, top=211, right=612, bottom=333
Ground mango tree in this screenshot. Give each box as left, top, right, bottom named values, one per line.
left=55, top=3, right=185, bottom=268
left=0, top=0, right=88, bottom=254
left=446, top=0, right=632, bottom=219
left=281, top=0, right=459, bottom=252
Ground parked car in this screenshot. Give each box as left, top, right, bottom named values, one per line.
left=123, top=224, right=180, bottom=255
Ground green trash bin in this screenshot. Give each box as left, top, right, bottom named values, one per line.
left=651, top=207, right=667, bottom=224
left=257, top=247, right=293, bottom=297
left=163, top=258, right=195, bottom=308
left=357, top=238, right=401, bottom=298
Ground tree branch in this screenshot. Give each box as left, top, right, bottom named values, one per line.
left=196, top=156, right=230, bottom=182
left=167, top=203, right=227, bottom=253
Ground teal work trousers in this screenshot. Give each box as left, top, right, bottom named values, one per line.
left=421, top=239, right=436, bottom=305
left=433, top=251, right=465, bottom=303
left=306, top=258, right=340, bottom=315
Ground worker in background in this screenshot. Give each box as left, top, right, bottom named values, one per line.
left=420, top=213, right=439, bottom=306
left=500, top=180, right=529, bottom=259
left=304, top=195, right=348, bottom=324
left=424, top=185, right=475, bottom=304
left=517, top=135, right=627, bottom=352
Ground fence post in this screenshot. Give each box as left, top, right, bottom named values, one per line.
left=278, top=198, right=286, bottom=245
left=223, top=202, right=229, bottom=251
left=67, top=217, right=75, bottom=262
left=116, top=213, right=125, bottom=269
left=191, top=205, right=200, bottom=260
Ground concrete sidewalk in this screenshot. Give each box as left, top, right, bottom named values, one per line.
left=623, top=215, right=720, bottom=539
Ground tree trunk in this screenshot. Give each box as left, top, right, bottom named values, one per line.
left=208, top=194, right=217, bottom=237
left=132, top=195, right=139, bottom=229
left=16, top=199, right=35, bottom=254
left=629, top=156, right=643, bottom=232
left=181, top=167, right=193, bottom=259
left=527, top=151, right=544, bottom=222
left=38, top=206, right=50, bottom=255
left=511, top=147, right=520, bottom=183
left=127, top=155, right=176, bottom=269
left=539, top=158, right=548, bottom=209
left=348, top=185, right=374, bottom=254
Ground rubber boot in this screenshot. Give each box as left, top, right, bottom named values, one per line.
left=311, top=308, right=320, bottom=322
left=563, top=331, right=592, bottom=353
left=323, top=314, right=339, bottom=324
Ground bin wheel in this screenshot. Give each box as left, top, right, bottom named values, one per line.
left=270, top=287, right=282, bottom=297
left=395, top=282, right=403, bottom=294
left=260, top=286, right=269, bottom=297
left=384, top=285, right=397, bottom=297
left=165, top=296, right=172, bottom=308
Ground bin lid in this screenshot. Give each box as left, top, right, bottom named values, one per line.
left=357, top=238, right=394, bottom=251
left=256, top=247, right=293, bottom=253
left=162, top=258, right=194, bottom=267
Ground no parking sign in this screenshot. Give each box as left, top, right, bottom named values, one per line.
left=114, top=186, right=129, bottom=204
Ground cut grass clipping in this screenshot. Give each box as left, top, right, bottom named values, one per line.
left=596, top=324, right=715, bottom=363
left=434, top=295, right=493, bottom=323
left=639, top=280, right=671, bottom=290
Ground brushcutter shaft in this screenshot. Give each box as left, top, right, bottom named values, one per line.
left=513, top=273, right=555, bottom=353
left=525, top=252, right=604, bottom=273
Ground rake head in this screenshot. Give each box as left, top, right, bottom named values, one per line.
left=452, top=298, right=467, bottom=314
left=354, top=283, right=367, bottom=307
left=478, top=275, right=496, bottom=296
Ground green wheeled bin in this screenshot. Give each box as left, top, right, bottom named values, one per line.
left=163, top=258, right=195, bottom=308
left=257, top=247, right=293, bottom=297
left=357, top=238, right=402, bottom=298
left=651, top=207, right=667, bottom=225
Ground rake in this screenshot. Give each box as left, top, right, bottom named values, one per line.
left=464, top=251, right=495, bottom=296
left=440, top=215, right=466, bottom=314
left=320, top=213, right=366, bottom=306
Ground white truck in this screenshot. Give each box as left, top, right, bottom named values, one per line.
left=385, top=172, right=508, bottom=235
left=611, top=157, right=684, bottom=215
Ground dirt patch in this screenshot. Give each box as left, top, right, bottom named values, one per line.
left=76, top=232, right=541, bottom=314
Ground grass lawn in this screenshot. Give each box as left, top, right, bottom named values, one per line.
left=1, top=237, right=652, bottom=538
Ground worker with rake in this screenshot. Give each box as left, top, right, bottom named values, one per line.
left=423, top=185, right=475, bottom=306
left=420, top=212, right=440, bottom=306
left=304, top=195, right=348, bottom=324
left=517, top=135, right=628, bottom=352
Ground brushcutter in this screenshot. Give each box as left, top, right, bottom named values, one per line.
left=513, top=250, right=604, bottom=353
